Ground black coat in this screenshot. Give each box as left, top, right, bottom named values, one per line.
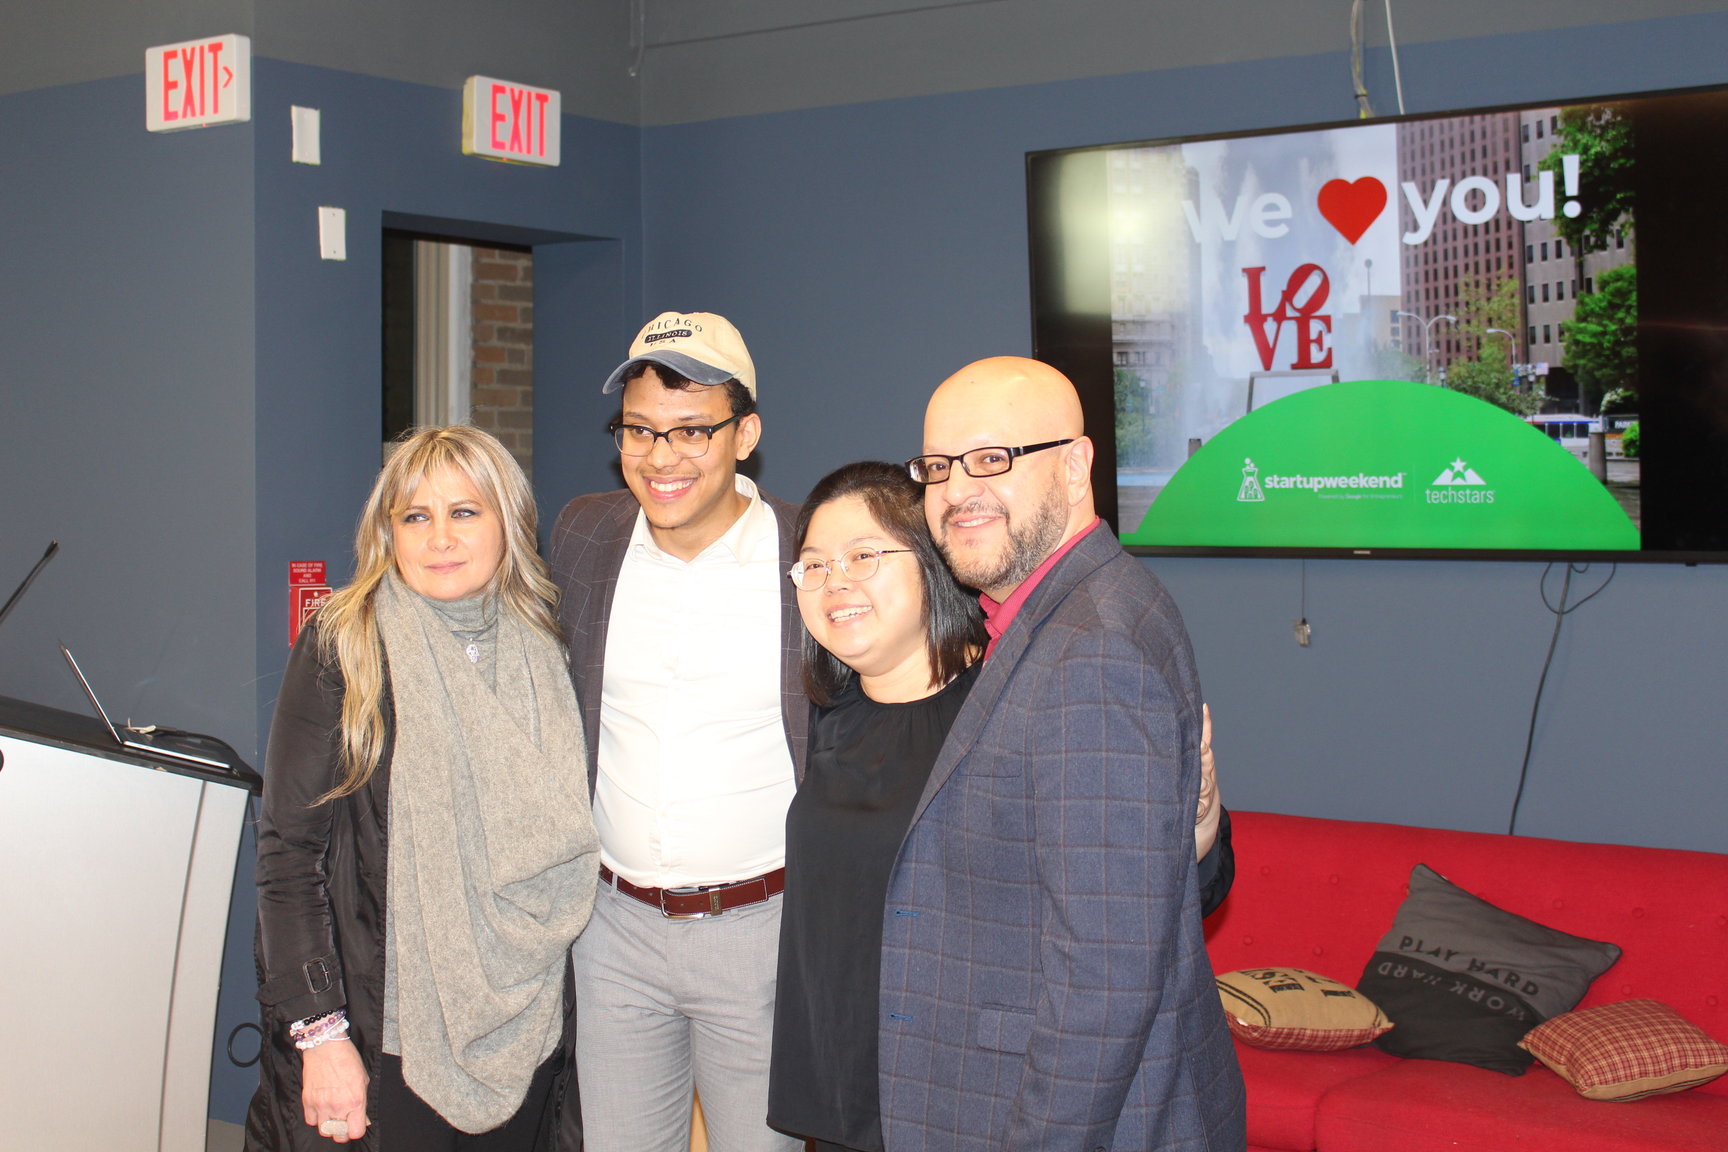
left=245, top=618, right=393, bottom=1151
left=245, top=613, right=580, bottom=1149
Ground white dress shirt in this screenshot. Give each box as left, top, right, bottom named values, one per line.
left=594, top=475, right=796, bottom=888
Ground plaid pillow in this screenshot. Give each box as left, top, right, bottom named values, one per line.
left=1520, top=999, right=1728, bottom=1101
left=1216, top=967, right=1393, bottom=1052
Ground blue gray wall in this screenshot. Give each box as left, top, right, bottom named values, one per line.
left=0, top=69, right=262, bottom=1125
left=0, top=52, right=642, bottom=1121
left=0, top=72, right=257, bottom=743
left=632, top=13, right=1728, bottom=862
left=1, top=0, right=1725, bottom=1129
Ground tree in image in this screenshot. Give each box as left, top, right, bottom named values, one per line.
left=1563, top=264, right=1637, bottom=412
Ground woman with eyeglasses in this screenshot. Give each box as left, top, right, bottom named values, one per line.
left=766, top=461, right=1230, bottom=1152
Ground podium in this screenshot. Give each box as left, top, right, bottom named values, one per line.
left=0, top=695, right=259, bottom=1152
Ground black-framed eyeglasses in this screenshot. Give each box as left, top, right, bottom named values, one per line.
left=610, top=413, right=742, bottom=457
left=787, top=548, right=913, bottom=591
left=905, top=439, right=1074, bottom=485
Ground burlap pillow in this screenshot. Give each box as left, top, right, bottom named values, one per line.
left=1520, top=999, right=1728, bottom=1101
left=1216, top=967, right=1393, bottom=1051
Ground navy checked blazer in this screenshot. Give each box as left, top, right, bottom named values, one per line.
left=878, top=525, right=1247, bottom=1152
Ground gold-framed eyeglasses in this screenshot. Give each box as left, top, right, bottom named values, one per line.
left=905, top=439, right=1074, bottom=485
left=610, top=413, right=742, bottom=457
left=787, top=548, right=913, bottom=591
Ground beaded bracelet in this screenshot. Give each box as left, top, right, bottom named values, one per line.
left=289, top=1009, right=350, bottom=1050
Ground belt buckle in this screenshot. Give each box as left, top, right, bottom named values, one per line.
left=660, top=887, right=726, bottom=919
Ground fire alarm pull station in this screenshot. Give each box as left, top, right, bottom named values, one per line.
left=289, top=561, right=332, bottom=647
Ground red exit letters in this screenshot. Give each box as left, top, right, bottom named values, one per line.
left=493, top=84, right=550, bottom=157
left=163, top=40, right=225, bottom=122
left=146, top=35, right=251, bottom=132
left=463, top=76, right=562, bottom=167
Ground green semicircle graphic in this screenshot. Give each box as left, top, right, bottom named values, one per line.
left=1130, top=379, right=1638, bottom=551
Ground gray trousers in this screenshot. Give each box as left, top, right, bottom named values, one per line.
left=570, top=878, right=802, bottom=1152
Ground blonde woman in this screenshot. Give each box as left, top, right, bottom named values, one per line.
left=247, top=427, right=597, bottom=1151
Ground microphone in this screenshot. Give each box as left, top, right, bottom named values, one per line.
left=0, top=540, right=60, bottom=633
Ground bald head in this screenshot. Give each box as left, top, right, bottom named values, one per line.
left=926, top=356, right=1086, bottom=448
left=920, top=357, right=1096, bottom=601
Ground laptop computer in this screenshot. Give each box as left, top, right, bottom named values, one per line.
left=59, top=645, right=231, bottom=772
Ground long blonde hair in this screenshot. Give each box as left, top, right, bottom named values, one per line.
left=314, top=425, right=561, bottom=800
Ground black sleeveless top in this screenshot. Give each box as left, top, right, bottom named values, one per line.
left=768, top=662, right=982, bottom=1152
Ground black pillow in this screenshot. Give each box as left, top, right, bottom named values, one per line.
left=1357, top=864, right=1621, bottom=1075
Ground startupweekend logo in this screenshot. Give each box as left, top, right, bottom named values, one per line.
left=1427, top=457, right=1497, bottom=504
left=1235, top=457, right=1406, bottom=502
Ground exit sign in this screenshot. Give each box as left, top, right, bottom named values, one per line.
left=463, top=76, right=561, bottom=166
left=146, top=34, right=251, bottom=132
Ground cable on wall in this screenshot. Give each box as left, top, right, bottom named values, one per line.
left=1506, top=561, right=1617, bottom=834
left=227, top=1021, right=263, bottom=1068
left=628, top=0, right=647, bottom=78
left=1353, top=0, right=1409, bottom=118
left=1383, top=0, right=1407, bottom=115
left=1349, top=0, right=1373, bottom=118
left=630, top=0, right=1009, bottom=54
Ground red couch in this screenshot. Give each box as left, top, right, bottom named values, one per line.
left=1205, top=811, right=1728, bottom=1152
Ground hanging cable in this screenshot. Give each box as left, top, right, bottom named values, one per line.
left=628, top=0, right=647, bottom=78
left=1350, top=0, right=1373, bottom=118
left=1384, top=0, right=1407, bottom=116
left=1507, top=561, right=1617, bottom=834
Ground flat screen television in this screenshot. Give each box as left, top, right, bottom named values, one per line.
left=1028, top=85, right=1728, bottom=562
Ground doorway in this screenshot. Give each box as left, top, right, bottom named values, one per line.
left=381, top=231, right=537, bottom=478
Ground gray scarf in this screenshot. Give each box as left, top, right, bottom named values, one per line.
left=378, top=575, right=597, bottom=1133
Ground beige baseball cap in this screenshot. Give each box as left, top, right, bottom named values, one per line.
left=601, top=311, right=757, bottom=398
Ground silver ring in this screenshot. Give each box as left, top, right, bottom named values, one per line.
left=318, top=1119, right=349, bottom=1138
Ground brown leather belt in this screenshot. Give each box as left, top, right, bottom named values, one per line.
left=599, top=863, right=785, bottom=919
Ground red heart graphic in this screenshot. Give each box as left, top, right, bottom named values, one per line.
left=1317, top=177, right=1387, bottom=244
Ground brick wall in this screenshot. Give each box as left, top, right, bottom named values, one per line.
left=469, top=247, right=534, bottom=477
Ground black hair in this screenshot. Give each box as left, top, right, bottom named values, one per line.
left=619, top=360, right=757, bottom=419
left=794, top=460, right=985, bottom=707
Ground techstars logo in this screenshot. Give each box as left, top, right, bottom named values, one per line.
left=1426, top=457, right=1496, bottom=504
left=1433, top=458, right=1485, bottom=485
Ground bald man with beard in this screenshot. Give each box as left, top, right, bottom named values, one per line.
left=877, top=357, right=1246, bottom=1151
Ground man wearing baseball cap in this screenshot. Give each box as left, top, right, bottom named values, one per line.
left=547, top=312, right=804, bottom=1152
